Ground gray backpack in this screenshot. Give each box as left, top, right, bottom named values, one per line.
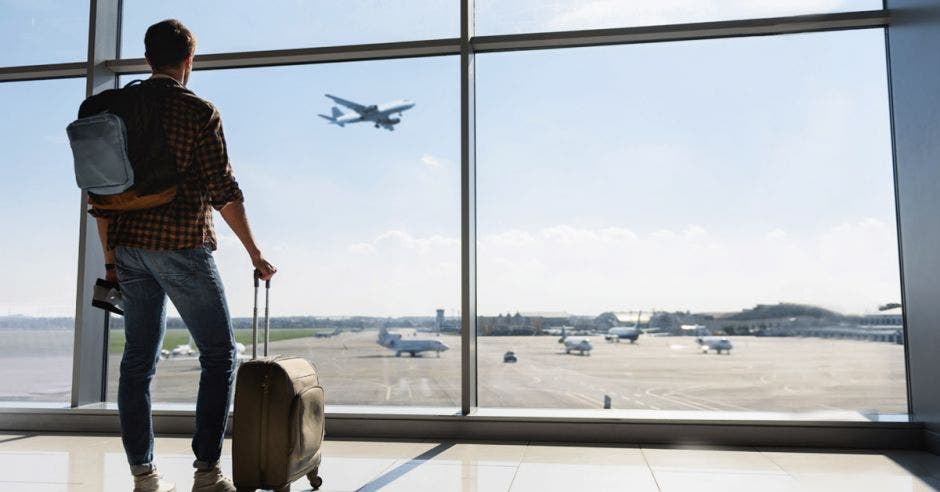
left=67, top=112, right=135, bottom=195
left=67, top=79, right=179, bottom=211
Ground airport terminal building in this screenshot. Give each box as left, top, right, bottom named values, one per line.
left=3, top=1, right=940, bottom=491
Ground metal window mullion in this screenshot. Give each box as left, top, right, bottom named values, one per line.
left=460, top=0, right=478, bottom=416
left=472, top=9, right=890, bottom=53
left=106, top=38, right=461, bottom=74
left=0, top=63, right=88, bottom=83
left=81, top=10, right=891, bottom=77
left=71, top=0, right=121, bottom=408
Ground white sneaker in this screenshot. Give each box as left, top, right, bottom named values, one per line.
left=192, top=465, right=236, bottom=492
left=134, top=468, right=176, bottom=492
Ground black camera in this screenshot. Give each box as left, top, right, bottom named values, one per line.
left=92, top=279, right=124, bottom=316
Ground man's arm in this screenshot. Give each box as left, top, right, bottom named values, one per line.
left=94, top=216, right=117, bottom=282
left=219, top=202, right=276, bottom=280
left=195, top=107, right=277, bottom=280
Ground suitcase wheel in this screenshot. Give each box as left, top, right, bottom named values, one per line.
left=308, top=469, right=323, bottom=490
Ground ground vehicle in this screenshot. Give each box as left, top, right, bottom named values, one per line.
left=503, top=351, right=518, bottom=363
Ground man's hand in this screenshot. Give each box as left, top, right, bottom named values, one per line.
left=252, top=254, right=277, bottom=281
left=105, top=267, right=118, bottom=283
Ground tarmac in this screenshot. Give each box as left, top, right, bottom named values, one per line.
left=102, top=331, right=907, bottom=414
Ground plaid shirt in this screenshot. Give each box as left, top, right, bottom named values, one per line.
left=89, top=76, right=243, bottom=251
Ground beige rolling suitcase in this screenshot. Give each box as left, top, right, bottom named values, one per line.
left=233, top=271, right=325, bottom=492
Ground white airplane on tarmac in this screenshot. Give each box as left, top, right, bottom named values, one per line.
left=377, top=326, right=449, bottom=357
left=318, top=94, right=416, bottom=131
left=558, top=327, right=593, bottom=356
left=161, top=337, right=249, bottom=361
left=606, top=311, right=643, bottom=343
left=697, top=336, right=733, bottom=354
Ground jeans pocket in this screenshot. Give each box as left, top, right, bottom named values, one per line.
left=151, top=248, right=199, bottom=287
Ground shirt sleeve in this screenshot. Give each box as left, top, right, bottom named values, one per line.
left=195, top=108, right=244, bottom=210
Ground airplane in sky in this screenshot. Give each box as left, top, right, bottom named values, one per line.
left=377, top=326, right=449, bottom=357
left=558, top=327, right=593, bottom=356
left=697, top=336, right=734, bottom=354
left=318, top=94, right=416, bottom=131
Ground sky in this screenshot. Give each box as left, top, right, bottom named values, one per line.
left=0, top=1, right=900, bottom=318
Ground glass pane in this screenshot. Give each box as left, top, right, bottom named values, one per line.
left=0, top=79, right=84, bottom=403
left=107, top=57, right=460, bottom=409
left=476, top=29, right=906, bottom=417
left=0, top=1, right=88, bottom=66
left=477, top=0, right=884, bottom=35
left=121, top=1, right=458, bottom=58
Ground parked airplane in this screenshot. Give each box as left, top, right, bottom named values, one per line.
left=161, top=338, right=249, bottom=360
left=605, top=311, right=642, bottom=343
left=162, top=335, right=196, bottom=358
left=314, top=328, right=341, bottom=338
left=563, top=337, right=593, bottom=355
left=558, top=327, right=593, bottom=355
left=377, top=326, right=449, bottom=357
left=697, top=336, right=733, bottom=354
left=318, top=94, right=416, bottom=131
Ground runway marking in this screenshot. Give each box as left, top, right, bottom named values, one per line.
left=676, top=390, right=755, bottom=412
left=566, top=391, right=601, bottom=407
left=644, top=387, right=715, bottom=411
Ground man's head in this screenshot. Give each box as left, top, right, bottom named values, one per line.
left=144, top=19, right=196, bottom=85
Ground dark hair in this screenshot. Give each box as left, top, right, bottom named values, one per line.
left=144, top=19, right=196, bottom=69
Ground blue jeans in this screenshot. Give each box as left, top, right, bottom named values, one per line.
left=116, top=244, right=237, bottom=474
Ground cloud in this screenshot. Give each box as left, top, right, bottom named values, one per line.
left=348, top=242, right=377, bottom=254
left=421, top=153, right=443, bottom=169
left=156, top=218, right=899, bottom=318
left=374, top=230, right=459, bottom=254
left=477, top=219, right=900, bottom=315
left=540, top=225, right=639, bottom=244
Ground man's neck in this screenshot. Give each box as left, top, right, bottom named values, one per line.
left=150, top=70, right=185, bottom=86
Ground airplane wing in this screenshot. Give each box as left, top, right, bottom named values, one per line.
left=325, top=94, right=368, bottom=114
left=377, top=117, right=399, bottom=131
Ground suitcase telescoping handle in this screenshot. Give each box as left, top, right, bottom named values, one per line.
left=252, top=269, right=271, bottom=359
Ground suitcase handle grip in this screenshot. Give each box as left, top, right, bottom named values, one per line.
left=252, top=269, right=271, bottom=359
left=253, top=269, right=271, bottom=288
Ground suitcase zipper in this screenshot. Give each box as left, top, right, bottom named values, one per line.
left=259, top=369, right=270, bottom=480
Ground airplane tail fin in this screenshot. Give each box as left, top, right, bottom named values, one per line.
left=318, top=107, right=345, bottom=127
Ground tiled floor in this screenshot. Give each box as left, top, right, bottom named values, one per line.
left=2, top=434, right=940, bottom=491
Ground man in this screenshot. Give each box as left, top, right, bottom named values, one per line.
left=90, top=19, right=275, bottom=492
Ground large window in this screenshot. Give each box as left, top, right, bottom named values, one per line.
left=476, top=28, right=906, bottom=415
left=476, top=0, right=884, bottom=35
left=0, top=79, right=84, bottom=403
left=105, top=58, right=462, bottom=408
left=0, top=1, right=88, bottom=67
left=121, top=1, right=459, bottom=58
left=2, top=1, right=907, bottom=422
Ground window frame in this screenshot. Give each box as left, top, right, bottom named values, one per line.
left=0, top=0, right=916, bottom=448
